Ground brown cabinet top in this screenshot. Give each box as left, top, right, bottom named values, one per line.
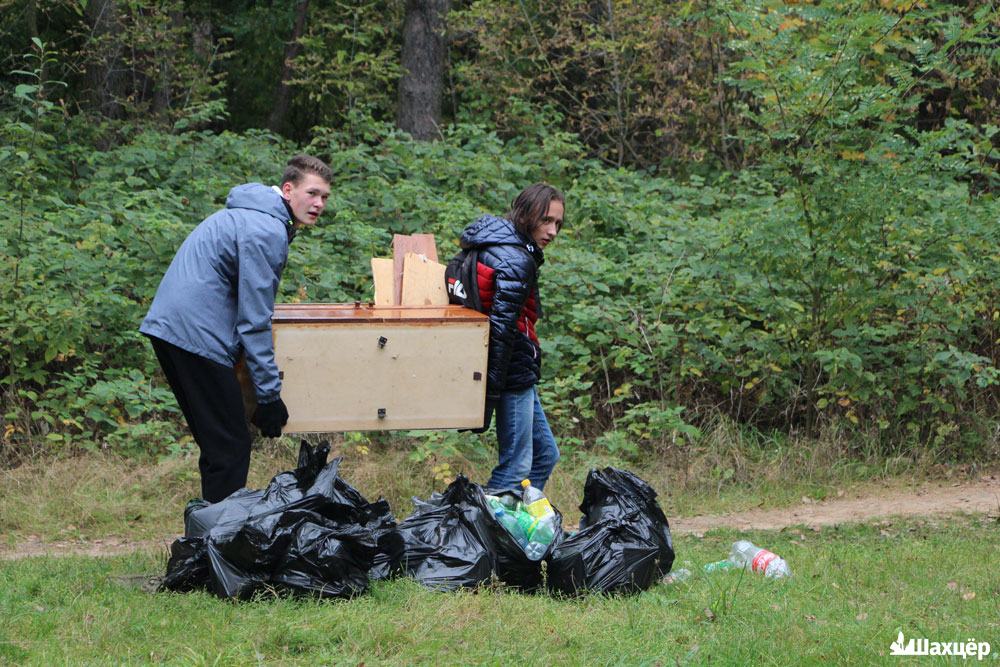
left=272, top=303, right=488, bottom=324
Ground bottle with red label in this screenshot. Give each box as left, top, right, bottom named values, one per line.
left=729, top=540, right=792, bottom=578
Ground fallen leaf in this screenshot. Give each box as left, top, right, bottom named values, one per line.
left=856, top=613, right=868, bottom=621
left=962, top=591, right=976, bottom=601
left=805, top=614, right=817, bottom=622
left=801, top=496, right=813, bottom=504
left=946, top=581, right=958, bottom=590
left=703, top=608, right=716, bottom=622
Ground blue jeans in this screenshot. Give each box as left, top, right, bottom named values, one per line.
left=486, top=386, right=560, bottom=492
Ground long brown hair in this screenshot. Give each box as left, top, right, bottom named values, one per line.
left=507, top=183, right=565, bottom=238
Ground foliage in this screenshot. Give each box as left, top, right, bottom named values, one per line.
left=286, top=1, right=403, bottom=136
left=2, top=1, right=999, bottom=463
left=450, top=0, right=726, bottom=169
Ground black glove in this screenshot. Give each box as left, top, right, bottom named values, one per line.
left=252, top=397, right=288, bottom=437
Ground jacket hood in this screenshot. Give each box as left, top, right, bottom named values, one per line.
left=460, top=214, right=544, bottom=264
left=225, top=183, right=292, bottom=223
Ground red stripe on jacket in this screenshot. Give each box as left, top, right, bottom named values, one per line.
left=476, top=260, right=538, bottom=344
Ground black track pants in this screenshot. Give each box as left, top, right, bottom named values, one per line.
left=149, top=336, right=252, bottom=503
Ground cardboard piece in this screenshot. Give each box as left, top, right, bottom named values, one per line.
left=392, top=234, right=437, bottom=304
left=401, top=252, right=448, bottom=306
left=371, top=258, right=394, bottom=306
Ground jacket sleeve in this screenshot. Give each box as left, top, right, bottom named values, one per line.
left=486, top=250, right=536, bottom=394
left=236, top=223, right=287, bottom=402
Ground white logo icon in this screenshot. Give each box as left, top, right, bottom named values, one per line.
left=890, top=631, right=991, bottom=660
left=449, top=279, right=467, bottom=300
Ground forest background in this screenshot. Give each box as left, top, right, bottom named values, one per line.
left=1, top=0, right=998, bottom=475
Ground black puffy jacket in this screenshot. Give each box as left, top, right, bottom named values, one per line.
left=460, top=214, right=545, bottom=395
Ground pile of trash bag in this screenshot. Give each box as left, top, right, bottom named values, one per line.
left=160, top=451, right=671, bottom=599
left=547, top=467, right=675, bottom=596
left=160, top=441, right=402, bottom=600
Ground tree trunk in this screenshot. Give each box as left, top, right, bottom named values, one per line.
left=267, top=0, right=310, bottom=134
left=26, top=0, right=38, bottom=39
left=152, top=10, right=186, bottom=118
left=397, top=0, right=450, bottom=140
left=84, top=0, right=127, bottom=120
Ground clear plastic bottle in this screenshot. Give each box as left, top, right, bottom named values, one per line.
left=729, top=540, right=791, bottom=578
left=521, top=479, right=557, bottom=560
left=492, top=507, right=528, bottom=547
left=703, top=559, right=738, bottom=573
left=662, top=568, right=692, bottom=584
left=521, top=479, right=554, bottom=518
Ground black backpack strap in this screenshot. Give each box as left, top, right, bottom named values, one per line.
left=460, top=248, right=483, bottom=312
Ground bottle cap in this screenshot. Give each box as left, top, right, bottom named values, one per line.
left=521, top=479, right=531, bottom=488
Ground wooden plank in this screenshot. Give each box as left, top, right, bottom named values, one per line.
left=400, top=252, right=448, bottom=306
left=371, top=258, right=394, bottom=306
left=392, top=234, right=438, bottom=304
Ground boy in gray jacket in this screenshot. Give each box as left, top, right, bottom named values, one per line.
left=141, top=155, right=332, bottom=502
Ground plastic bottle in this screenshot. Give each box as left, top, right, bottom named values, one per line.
left=521, top=479, right=554, bottom=518
left=492, top=507, right=528, bottom=547
left=498, top=495, right=518, bottom=510
left=703, top=559, right=738, bottom=573
left=729, top=540, right=791, bottom=578
left=512, top=506, right=537, bottom=538
left=521, top=479, right=557, bottom=560
left=662, top=568, right=691, bottom=585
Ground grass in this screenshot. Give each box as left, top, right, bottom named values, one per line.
left=2, top=431, right=998, bottom=664
left=0, top=516, right=997, bottom=664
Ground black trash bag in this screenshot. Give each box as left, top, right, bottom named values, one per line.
left=184, top=489, right=264, bottom=539
left=183, top=442, right=332, bottom=540
left=161, top=537, right=209, bottom=592
left=162, top=440, right=387, bottom=599
left=547, top=517, right=661, bottom=596
left=579, top=467, right=675, bottom=576
left=204, top=507, right=321, bottom=600
left=300, top=461, right=402, bottom=581
left=205, top=533, right=268, bottom=600
left=365, top=499, right=404, bottom=581
left=213, top=504, right=378, bottom=598
left=481, top=486, right=564, bottom=591
left=399, top=476, right=562, bottom=591
left=259, top=441, right=333, bottom=508
left=397, top=475, right=496, bottom=591
left=272, top=518, right=377, bottom=598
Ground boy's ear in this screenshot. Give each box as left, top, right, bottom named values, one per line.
left=280, top=181, right=293, bottom=199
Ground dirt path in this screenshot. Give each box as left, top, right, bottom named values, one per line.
left=671, top=475, right=1000, bottom=536
left=2, top=476, right=998, bottom=559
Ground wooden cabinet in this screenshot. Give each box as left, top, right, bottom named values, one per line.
left=270, top=304, right=489, bottom=432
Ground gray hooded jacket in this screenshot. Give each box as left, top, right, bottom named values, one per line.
left=140, top=183, right=293, bottom=402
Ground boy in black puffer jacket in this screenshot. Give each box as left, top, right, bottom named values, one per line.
left=458, top=184, right=564, bottom=491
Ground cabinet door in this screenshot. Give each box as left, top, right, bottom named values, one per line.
left=274, top=321, right=488, bottom=432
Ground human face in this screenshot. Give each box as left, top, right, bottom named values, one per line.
left=281, top=173, right=331, bottom=226
left=531, top=199, right=563, bottom=249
